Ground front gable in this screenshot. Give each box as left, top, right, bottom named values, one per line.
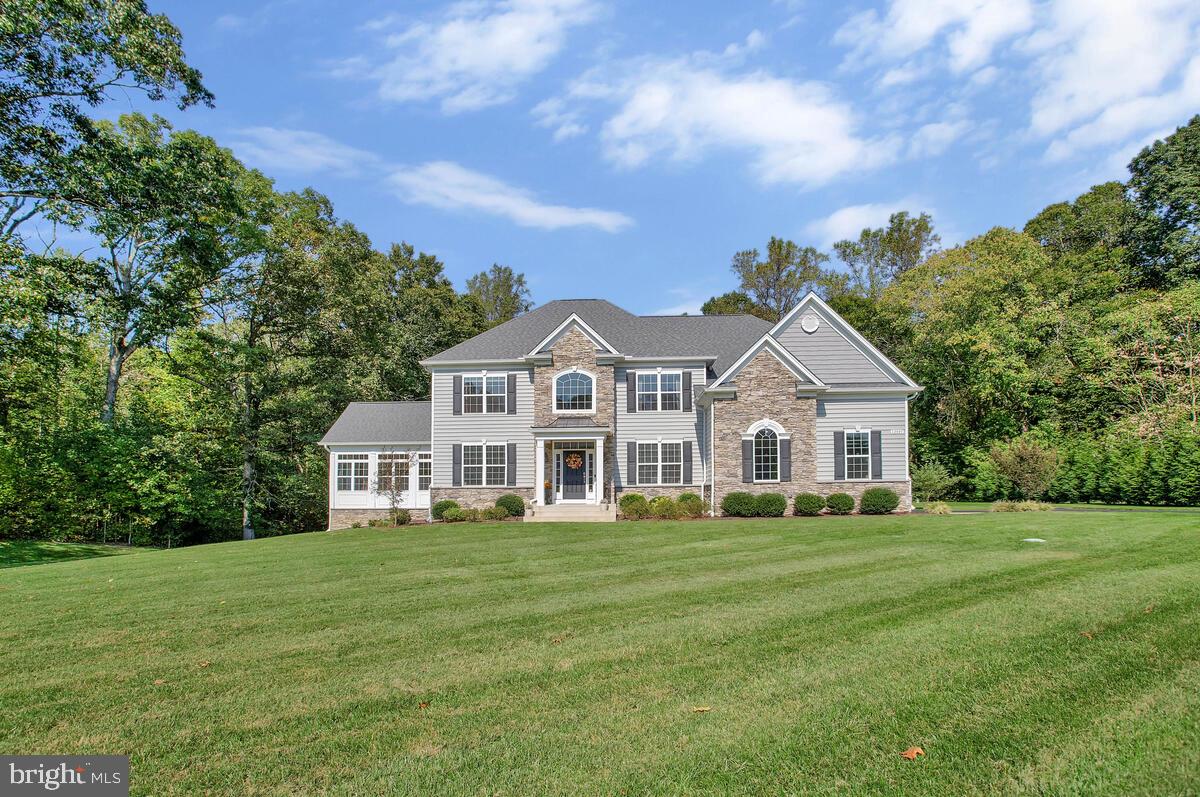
left=529, top=313, right=619, bottom=357
left=771, top=293, right=916, bottom=386
left=709, top=334, right=825, bottom=391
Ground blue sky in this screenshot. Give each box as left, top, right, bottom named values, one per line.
left=121, top=0, right=1200, bottom=314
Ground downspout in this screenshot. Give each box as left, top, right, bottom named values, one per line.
left=698, top=404, right=707, bottom=509
left=710, top=398, right=717, bottom=517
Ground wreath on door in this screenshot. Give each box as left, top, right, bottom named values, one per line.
left=565, top=453, right=584, bottom=470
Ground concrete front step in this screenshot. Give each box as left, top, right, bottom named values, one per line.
left=524, top=503, right=617, bottom=523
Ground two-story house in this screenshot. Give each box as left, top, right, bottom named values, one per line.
left=319, top=293, right=921, bottom=525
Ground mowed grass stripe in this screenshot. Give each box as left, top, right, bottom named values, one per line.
left=1, top=513, right=1197, bottom=795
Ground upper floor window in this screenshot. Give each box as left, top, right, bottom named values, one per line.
left=636, top=371, right=682, bottom=412
left=754, top=429, right=779, bottom=482
left=336, top=454, right=368, bottom=491
left=463, top=375, right=506, bottom=414
left=845, top=431, right=870, bottom=480
left=555, top=371, right=594, bottom=412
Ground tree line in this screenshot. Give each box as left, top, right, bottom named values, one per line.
left=1, top=1, right=530, bottom=543
left=703, top=120, right=1200, bottom=504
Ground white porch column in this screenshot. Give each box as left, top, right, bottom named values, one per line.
left=595, top=435, right=605, bottom=505
left=535, top=438, right=546, bottom=506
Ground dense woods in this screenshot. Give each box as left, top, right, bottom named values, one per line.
left=2, top=2, right=1198, bottom=545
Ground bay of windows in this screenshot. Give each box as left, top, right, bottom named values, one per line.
left=463, top=375, right=507, bottom=414
left=464, top=443, right=507, bottom=486
left=636, top=371, right=682, bottom=412
left=637, top=441, right=682, bottom=485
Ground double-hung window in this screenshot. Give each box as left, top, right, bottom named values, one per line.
left=463, top=375, right=506, bottom=414
left=417, top=453, right=431, bottom=491
left=636, top=372, right=682, bottom=411
left=754, top=429, right=779, bottom=482
left=845, top=431, right=870, bottom=480
left=637, top=441, right=682, bottom=485
left=377, top=453, right=409, bottom=492
left=336, top=454, right=368, bottom=491
left=464, top=444, right=506, bottom=487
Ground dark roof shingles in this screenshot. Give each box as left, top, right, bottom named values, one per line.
left=320, top=401, right=431, bottom=444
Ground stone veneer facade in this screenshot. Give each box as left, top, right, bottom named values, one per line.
left=429, top=486, right=535, bottom=510
left=328, top=507, right=429, bottom=529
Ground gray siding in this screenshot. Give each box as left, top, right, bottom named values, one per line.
left=775, top=309, right=896, bottom=384
left=430, top=368, right=535, bottom=487
left=614, top=364, right=707, bottom=488
left=815, top=397, right=908, bottom=481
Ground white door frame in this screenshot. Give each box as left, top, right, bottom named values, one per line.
left=554, top=447, right=595, bottom=503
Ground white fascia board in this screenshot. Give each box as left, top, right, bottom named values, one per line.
left=527, top=313, right=620, bottom=357
left=823, top=386, right=925, bottom=396
left=710, top=334, right=826, bottom=389
left=769, top=291, right=918, bottom=388
left=421, top=359, right=531, bottom=369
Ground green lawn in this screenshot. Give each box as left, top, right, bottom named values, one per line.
left=0, top=540, right=144, bottom=568
left=2, top=515, right=1198, bottom=795
left=916, top=500, right=1200, bottom=514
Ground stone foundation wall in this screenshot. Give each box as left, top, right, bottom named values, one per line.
left=616, top=485, right=706, bottom=501
left=329, top=507, right=427, bottom=529
left=430, top=487, right=534, bottom=510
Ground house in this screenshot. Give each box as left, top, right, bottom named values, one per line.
left=319, top=293, right=921, bottom=526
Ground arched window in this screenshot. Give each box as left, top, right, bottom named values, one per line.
left=754, top=428, right=779, bottom=482
left=555, top=371, right=594, bottom=412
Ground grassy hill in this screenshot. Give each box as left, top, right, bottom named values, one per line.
left=2, top=514, right=1197, bottom=795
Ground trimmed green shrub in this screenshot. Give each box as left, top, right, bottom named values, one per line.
left=926, top=501, right=952, bottom=515
left=677, top=492, right=706, bottom=518
left=991, top=500, right=1017, bottom=512
left=350, top=521, right=363, bottom=528
left=649, top=496, right=682, bottom=519
left=391, top=509, right=412, bottom=525
left=860, top=487, right=900, bottom=515
left=432, top=499, right=459, bottom=520
left=755, top=493, right=787, bottom=517
left=481, top=506, right=509, bottom=521
left=825, top=493, right=855, bottom=515
left=495, top=494, right=526, bottom=517
left=720, top=492, right=755, bottom=517
left=619, top=492, right=650, bottom=519
left=441, top=507, right=467, bottom=522
left=367, top=518, right=385, bottom=527
left=793, top=492, right=825, bottom=516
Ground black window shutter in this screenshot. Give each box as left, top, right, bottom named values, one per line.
left=452, top=444, right=462, bottom=486
left=682, top=441, right=693, bottom=484
left=682, top=372, right=692, bottom=412
left=870, top=430, right=883, bottom=480
left=626, top=371, right=636, bottom=412
left=741, top=438, right=753, bottom=483
left=506, top=373, right=517, bottom=415
left=452, top=375, right=463, bottom=416
left=834, top=431, right=845, bottom=480
left=780, top=437, right=791, bottom=481
left=506, top=442, right=517, bottom=486
left=627, top=441, right=637, bottom=485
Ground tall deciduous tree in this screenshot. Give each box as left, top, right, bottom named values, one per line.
left=467, top=264, right=531, bottom=325
left=700, top=290, right=770, bottom=320
left=44, top=113, right=243, bottom=422
left=1128, top=115, right=1200, bottom=288
left=834, top=211, right=940, bottom=298
left=729, top=237, right=835, bottom=321
left=0, top=0, right=211, bottom=234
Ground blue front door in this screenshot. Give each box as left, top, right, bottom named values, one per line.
left=562, top=450, right=586, bottom=499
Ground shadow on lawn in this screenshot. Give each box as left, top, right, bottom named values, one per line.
left=0, top=541, right=136, bottom=569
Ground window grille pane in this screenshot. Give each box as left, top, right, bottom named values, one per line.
left=845, top=432, right=870, bottom=479
left=660, top=373, right=681, bottom=411
left=418, top=454, right=431, bottom=490
left=636, top=373, right=658, bottom=411
left=754, top=429, right=779, bottom=482
left=463, top=445, right=483, bottom=486
left=661, top=443, right=682, bottom=484
left=638, top=442, right=659, bottom=484
left=463, top=377, right=484, bottom=413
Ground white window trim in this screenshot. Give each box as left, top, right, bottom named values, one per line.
left=740, top=418, right=791, bottom=441
left=751, top=428, right=781, bottom=484
left=552, top=367, right=597, bottom=415
left=635, top=368, right=684, bottom=413
left=336, top=453, right=370, bottom=492
left=843, top=427, right=872, bottom=482
left=462, top=441, right=508, bottom=487
left=635, top=439, right=685, bottom=486
left=417, top=451, right=432, bottom=492
left=462, top=371, right=508, bottom=415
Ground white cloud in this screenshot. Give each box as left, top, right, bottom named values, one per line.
left=532, top=97, right=588, bottom=141
left=230, top=128, right=380, bottom=175
left=345, top=0, right=599, bottom=113
left=804, top=198, right=929, bottom=247
left=908, top=119, right=971, bottom=157
left=388, top=161, right=633, bottom=232
left=1026, top=0, right=1200, bottom=158
left=559, top=48, right=898, bottom=187
left=835, top=0, right=1033, bottom=73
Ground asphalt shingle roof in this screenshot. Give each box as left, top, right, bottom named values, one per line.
left=320, top=401, right=431, bottom=445
left=425, top=299, right=770, bottom=376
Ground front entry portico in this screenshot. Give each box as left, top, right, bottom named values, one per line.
left=533, top=426, right=608, bottom=506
